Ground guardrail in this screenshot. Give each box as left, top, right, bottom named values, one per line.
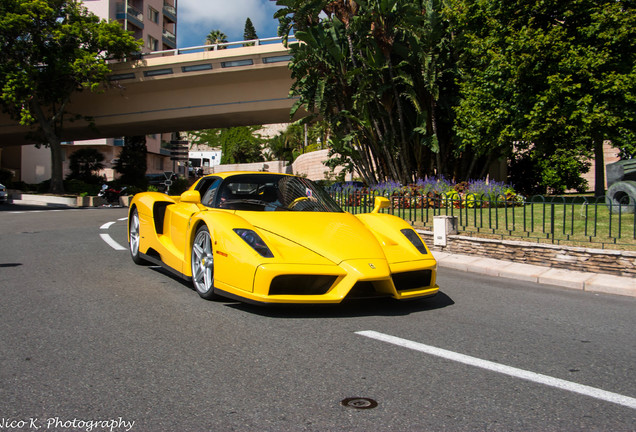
left=329, top=189, right=635, bottom=249
left=138, top=35, right=297, bottom=59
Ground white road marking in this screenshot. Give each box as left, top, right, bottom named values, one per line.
left=100, top=233, right=126, bottom=251
left=356, top=330, right=636, bottom=410
left=6, top=209, right=82, bottom=214
left=99, top=218, right=126, bottom=251
left=118, top=217, right=128, bottom=221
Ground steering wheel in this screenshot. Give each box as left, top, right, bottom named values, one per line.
left=287, top=196, right=309, bottom=209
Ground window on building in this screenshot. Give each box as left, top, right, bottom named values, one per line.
left=148, top=7, right=159, bottom=24
left=147, top=35, right=159, bottom=51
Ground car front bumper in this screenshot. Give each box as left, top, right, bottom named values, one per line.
left=214, top=258, right=439, bottom=304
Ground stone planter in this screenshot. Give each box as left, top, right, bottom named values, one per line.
left=91, top=196, right=106, bottom=207
left=75, top=196, right=108, bottom=207
left=76, top=196, right=91, bottom=207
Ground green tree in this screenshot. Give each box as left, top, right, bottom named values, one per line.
left=189, top=128, right=223, bottom=148
left=220, top=127, right=264, bottom=164
left=243, top=17, right=258, bottom=46
left=0, top=0, right=141, bottom=194
left=114, top=135, right=147, bottom=187
left=67, top=148, right=105, bottom=183
left=447, top=0, right=636, bottom=195
left=206, top=29, right=228, bottom=49
left=190, top=126, right=264, bottom=164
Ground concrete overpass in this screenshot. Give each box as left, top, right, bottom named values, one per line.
left=0, top=38, right=300, bottom=147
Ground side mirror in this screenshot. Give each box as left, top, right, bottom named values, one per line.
left=372, top=196, right=390, bottom=213
left=180, top=190, right=201, bottom=204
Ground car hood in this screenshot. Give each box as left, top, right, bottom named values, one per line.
left=239, top=211, right=386, bottom=264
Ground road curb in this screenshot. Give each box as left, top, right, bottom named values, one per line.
left=433, top=251, right=636, bottom=298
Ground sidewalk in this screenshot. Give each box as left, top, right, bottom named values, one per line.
left=433, top=250, right=636, bottom=298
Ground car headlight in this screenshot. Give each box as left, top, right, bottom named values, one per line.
left=233, top=229, right=274, bottom=258
left=401, top=229, right=428, bottom=254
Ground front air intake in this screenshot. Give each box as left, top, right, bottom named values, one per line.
left=269, top=275, right=336, bottom=295
left=344, top=281, right=391, bottom=299
left=392, top=270, right=432, bottom=291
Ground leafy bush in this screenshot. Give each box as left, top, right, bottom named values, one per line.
left=124, top=186, right=144, bottom=196
left=0, top=168, right=14, bottom=186
left=10, top=181, right=30, bottom=191
left=64, top=179, right=101, bottom=196
left=168, top=177, right=190, bottom=195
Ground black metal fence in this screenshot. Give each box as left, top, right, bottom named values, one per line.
left=329, top=189, right=636, bottom=249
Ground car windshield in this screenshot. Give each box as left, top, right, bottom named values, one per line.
left=210, top=174, right=343, bottom=212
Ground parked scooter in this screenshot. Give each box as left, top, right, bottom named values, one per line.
left=98, top=184, right=127, bottom=206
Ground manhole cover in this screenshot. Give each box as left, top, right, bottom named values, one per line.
left=341, top=397, right=378, bottom=409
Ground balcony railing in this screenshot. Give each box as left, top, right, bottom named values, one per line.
left=116, top=2, right=144, bottom=29
left=162, top=29, right=176, bottom=48
left=163, top=3, right=177, bottom=22
left=134, top=35, right=297, bottom=59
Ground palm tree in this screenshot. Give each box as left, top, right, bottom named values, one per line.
left=206, top=29, right=227, bottom=50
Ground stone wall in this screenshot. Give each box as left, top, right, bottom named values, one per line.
left=292, top=149, right=345, bottom=181
left=211, top=161, right=291, bottom=174
left=417, top=230, right=636, bottom=278
left=207, top=150, right=347, bottom=181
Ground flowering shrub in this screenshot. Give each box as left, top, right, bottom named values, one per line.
left=329, top=177, right=524, bottom=209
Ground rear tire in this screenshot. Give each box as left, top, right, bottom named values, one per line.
left=191, top=225, right=218, bottom=300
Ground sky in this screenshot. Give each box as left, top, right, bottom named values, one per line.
left=176, top=0, right=283, bottom=48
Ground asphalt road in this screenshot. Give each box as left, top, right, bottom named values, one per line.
left=0, top=205, right=635, bottom=432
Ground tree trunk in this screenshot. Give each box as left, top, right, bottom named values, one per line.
left=593, top=138, right=605, bottom=198
left=49, top=139, right=65, bottom=194
left=30, top=99, right=65, bottom=194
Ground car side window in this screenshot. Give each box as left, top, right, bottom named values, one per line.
left=196, top=177, right=222, bottom=207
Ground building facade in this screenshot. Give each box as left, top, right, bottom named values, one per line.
left=70, top=0, right=178, bottom=180
left=83, top=0, right=177, bottom=53
left=4, top=0, right=177, bottom=184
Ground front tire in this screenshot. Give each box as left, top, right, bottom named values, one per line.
left=129, top=208, right=148, bottom=265
left=191, top=225, right=218, bottom=300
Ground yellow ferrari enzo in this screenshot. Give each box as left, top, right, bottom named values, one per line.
left=127, top=172, right=439, bottom=304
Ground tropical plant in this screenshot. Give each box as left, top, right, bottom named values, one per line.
left=276, top=0, right=461, bottom=185
left=206, top=29, right=228, bottom=49
left=264, top=121, right=330, bottom=163
left=66, top=148, right=105, bottom=183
